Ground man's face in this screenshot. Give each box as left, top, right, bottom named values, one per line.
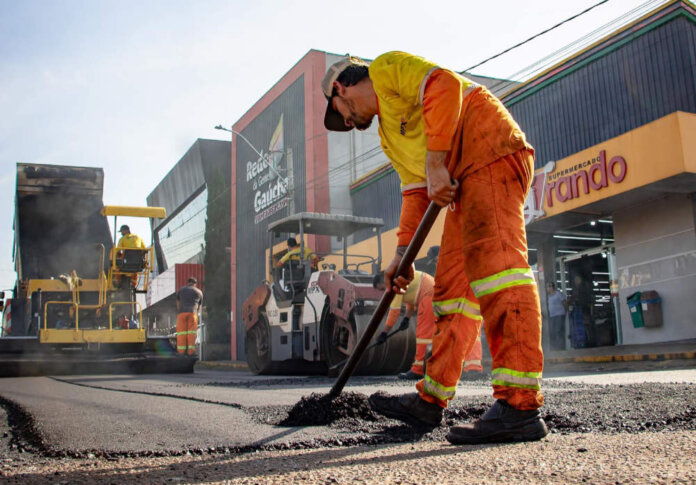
left=547, top=285, right=555, bottom=294
left=331, top=85, right=373, bottom=131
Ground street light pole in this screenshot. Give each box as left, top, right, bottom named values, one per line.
left=214, top=125, right=289, bottom=190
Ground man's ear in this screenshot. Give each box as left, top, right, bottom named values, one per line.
left=333, top=81, right=347, bottom=97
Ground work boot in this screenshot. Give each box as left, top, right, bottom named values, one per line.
left=369, top=392, right=443, bottom=428
left=446, top=399, right=548, bottom=445
left=398, top=370, right=423, bottom=381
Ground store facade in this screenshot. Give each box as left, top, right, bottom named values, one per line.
left=526, top=112, right=696, bottom=349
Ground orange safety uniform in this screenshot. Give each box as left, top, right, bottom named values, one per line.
left=371, top=51, right=543, bottom=411
left=384, top=270, right=482, bottom=375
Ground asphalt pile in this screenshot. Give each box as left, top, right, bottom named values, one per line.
left=279, top=392, right=378, bottom=427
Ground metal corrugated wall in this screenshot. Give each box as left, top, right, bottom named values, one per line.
left=351, top=169, right=402, bottom=243
left=235, top=77, right=306, bottom=358
left=507, top=16, right=696, bottom=169
left=174, top=264, right=205, bottom=293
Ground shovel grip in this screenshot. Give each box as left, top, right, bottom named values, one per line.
left=329, top=202, right=441, bottom=399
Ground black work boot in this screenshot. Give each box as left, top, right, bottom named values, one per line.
left=446, top=399, right=548, bottom=445
left=398, top=370, right=424, bottom=381
left=369, top=392, right=443, bottom=428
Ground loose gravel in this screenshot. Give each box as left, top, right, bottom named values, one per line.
left=1, top=379, right=695, bottom=483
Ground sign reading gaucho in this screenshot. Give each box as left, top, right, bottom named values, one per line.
left=525, top=150, right=628, bottom=224
left=245, top=114, right=290, bottom=224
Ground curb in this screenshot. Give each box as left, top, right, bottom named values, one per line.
left=544, top=350, right=696, bottom=365
left=196, top=351, right=695, bottom=373
left=195, top=361, right=249, bottom=371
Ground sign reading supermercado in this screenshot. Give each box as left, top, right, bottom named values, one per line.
left=524, top=112, right=696, bottom=225
left=245, top=114, right=290, bottom=224
left=525, top=150, right=627, bottom=224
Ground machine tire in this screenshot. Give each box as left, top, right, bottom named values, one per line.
left=245, top=315, right=272, bottom=375
left=322, top=306, right=415, bottom=376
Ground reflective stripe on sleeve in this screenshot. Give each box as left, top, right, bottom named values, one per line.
left=470, top=268, right=536, bottom=299
left=412, top=359, right=424, bottom=366
left=416, top=338, right=432, bottom=345
left=423, top=375, right=457, bottom=401
left=432, top=297, right=482, bottom=320
left=491, top=367, right=542, bottom=390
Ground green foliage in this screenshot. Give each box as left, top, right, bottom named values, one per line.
left=203, top=167, right=231, bottom=360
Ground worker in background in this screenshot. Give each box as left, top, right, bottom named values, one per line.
left=322, top=52, right=546, bottom=444
left=373, top=269, right=434, bottom=380
left=277, top=237, right=320, bottom=270
left=176, top=277, right=203, bottom=356
left=115, top=225, right=147, bottom=288
left=374, top=270, right=483, bottom=380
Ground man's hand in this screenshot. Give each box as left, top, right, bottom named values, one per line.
left=426, top=150, right=458, bottom=207
left=398, top=316, right=410, bottom=331
left=376, top=331, right=388, bottom=345
left=384, top=252, right=414, bottom=294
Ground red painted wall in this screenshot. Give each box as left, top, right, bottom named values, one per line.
left=230, top=49, right=331, bottom=360
left=175, top=264, right=205, bottom=293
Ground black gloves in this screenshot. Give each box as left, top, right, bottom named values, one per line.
left=399, top=317, right=410, bottom=331
left=376, top=331, right=388, bottom=345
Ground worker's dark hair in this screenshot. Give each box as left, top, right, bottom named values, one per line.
left=547, top=282, right=555, bottom=289
left=188, top=277, right=197, bottom=285
left=287, top=237, right=298, bottom=247
left=332, top=64, right=370, bottom=95
left=372, top=271, right=385, bottom=289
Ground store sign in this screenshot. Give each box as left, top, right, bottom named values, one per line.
left=245, top=114, right=290, bottom=224
left=525, top=150, right=627, bottom=224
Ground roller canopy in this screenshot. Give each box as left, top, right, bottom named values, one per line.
left=101, top=206, right=167, bottom=219
left=267, top=212, right=384, bottom=237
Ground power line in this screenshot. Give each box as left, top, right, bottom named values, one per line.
left=462, top=0, right=611, bottom=73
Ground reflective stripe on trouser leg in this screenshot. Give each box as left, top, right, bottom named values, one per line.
left=459, top=150, right=544, bottom=410
left=417, top=205, right=483, bottom=408
left=187, top=313, right=198, bottom=356
left=412, top=292, right=435, bottom=375
left=463, top=336, right=483, bottom=373
left=176, top=313, right=188, bottom=354
left=177, top=313, right=198, bottom=355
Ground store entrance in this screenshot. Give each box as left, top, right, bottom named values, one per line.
left=556, top=246, right=621, bottom=349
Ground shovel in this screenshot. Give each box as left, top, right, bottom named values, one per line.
left=328, top=201, right=441, bottom=399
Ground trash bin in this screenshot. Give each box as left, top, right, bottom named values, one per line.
left=627, top=292, right=643, bottom=328
left=640, top=290, right=663, bottom=327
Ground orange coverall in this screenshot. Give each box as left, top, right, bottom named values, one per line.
left=371, top=52, right=543, bottom=411
left=384, top=270, right=482, bottom=375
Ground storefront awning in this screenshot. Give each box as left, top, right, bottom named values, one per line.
left=526, top=111, right=696, bottom=233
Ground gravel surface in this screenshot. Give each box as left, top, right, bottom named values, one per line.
left=1, top=432, right=694, bottom=484
left=1, top=373, right=695, bottom=483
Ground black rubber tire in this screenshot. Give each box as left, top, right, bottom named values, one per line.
left=245, top=315, right=272, bottom=375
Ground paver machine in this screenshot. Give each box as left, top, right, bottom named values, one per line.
left=242, top=212, right=416, bottom=375
left=0, top=163, right=195, bottom=376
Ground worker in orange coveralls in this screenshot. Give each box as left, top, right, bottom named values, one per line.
left=373, top=270, right=482, bottom=380
left=321, top=52, right=547, bottom=444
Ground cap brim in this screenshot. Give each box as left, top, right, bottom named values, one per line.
left=324, top=102, right=353, bottom=132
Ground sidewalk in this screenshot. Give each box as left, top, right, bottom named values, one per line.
left=543, top=339, right=696, bottom=364
left=198, top=339, right=696, bottom=372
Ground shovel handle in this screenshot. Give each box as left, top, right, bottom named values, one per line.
left=329, top=202, right=441, bottom=398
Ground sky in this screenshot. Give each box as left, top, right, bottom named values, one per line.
left=0, top=0, right=668, bottom=291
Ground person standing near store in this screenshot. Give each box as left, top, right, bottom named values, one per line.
left=546, top=283, right=568, bottom=350
left=321, top=51, right=547, bottom=444
left=176, top=277, right=203, bottom=356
